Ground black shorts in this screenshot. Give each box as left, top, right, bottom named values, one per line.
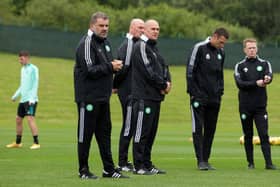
left=17, top=102, right=38, bottom=118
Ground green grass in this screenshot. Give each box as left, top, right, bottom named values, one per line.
left=1, top=52, right=280, bottom=187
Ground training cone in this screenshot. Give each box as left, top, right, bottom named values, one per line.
left=253, top=136, right=260, bottom=145
left=239, top=136, right=280, bottom=145
left=239, top=136, right=244, bottom=144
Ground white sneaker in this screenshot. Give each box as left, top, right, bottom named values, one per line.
left=6, top=142, right=22, bottom=148
left=30, top=144, right=40, bottom=149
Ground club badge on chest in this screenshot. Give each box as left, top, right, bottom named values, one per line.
left=206, top=53, right=210, bottom=60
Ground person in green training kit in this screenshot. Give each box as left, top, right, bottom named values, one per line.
left=6, top=50, right=40, bottom=150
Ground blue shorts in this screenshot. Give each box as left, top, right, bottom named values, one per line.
left=17, top=102, right=38, bottom=118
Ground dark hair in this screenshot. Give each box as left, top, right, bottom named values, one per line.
left=90, top=12, right=109, bottom=24
left=213, top=27, right=229, bottom=39
left=18, top=50, right=30, bottom=57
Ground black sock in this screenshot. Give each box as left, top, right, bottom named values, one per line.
left=33, top=135, right=39, bottom=144
left=16, top=135, right=22, bottom=144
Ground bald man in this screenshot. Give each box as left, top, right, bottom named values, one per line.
left=131, top=19, right=171, bottom=175
left=113, top=18, right=144, bottom=172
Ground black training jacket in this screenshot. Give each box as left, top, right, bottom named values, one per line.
left=131, top=35, right=171, bottom=102
left=234, top=56, right=273, bottom=107
left=186, top=37, right=225, bottom=104
left=113, top=33, right=138, bottom=100
left=74, top=29, right=114, bottom=103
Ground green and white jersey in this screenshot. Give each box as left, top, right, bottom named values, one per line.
left=12, top=63, right=39, bottom=103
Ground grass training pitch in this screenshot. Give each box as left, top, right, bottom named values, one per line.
left=0, top=52, right=280, bottom=187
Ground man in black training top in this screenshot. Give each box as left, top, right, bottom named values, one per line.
left=234, top=38, right=276, bottom=170
left=113, top=18, right=145, bottom=172
left=186, top=28, right=229, bottom=170
left=74, top=11, right=128, bottom=179
left=131, top=19, right=171, bottom=175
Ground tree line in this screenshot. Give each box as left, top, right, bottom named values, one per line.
left=98, top=0, right=280, bottom=43
left=1, top=0, right=278, bottom=43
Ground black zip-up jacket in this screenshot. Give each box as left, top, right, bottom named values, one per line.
left=234, top=56, right=273, bottom=107
left=186, top=37, right=225, bottom=104
left=113, top=33, right=138, bottom=100
left=131, top=35, right=171, bottom=102
left=74, top=29, right=114, bottom=103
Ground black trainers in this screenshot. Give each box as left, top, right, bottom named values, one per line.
left=148, top=165, right=166, bottom=174
left=248, top=163, right=255, bottom=169
left=133, top=168, right=154, bottom=175
left=79, top=168, right=98, bottom=180
left=117, top=162, right=134, bottom=172
left=265, top=164, right=277, bottom=170
left=102, top=170, right=129, bottom=178
left=198, top=162, right=208, bottom=170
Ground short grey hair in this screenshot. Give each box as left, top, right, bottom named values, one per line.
left=90, top=12, right=109, bottom=24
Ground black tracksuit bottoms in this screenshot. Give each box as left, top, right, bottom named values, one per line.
left=191, top=101, right=220, bottom=164
left=77, top=102, right=115, bottom=173
left=118, top=96, right=134, bottom=166
left=133, top=100, right=161, bottom=170
left=239, top=106, right=272, bottom=165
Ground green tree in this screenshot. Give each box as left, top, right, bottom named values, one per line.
left=11, top=0, right=31, bottom=15
left=97, top=0, right=139, bottom=9
left=175, top=0, right=280, bottom=42
left=2, top=0, right=255, bottom=42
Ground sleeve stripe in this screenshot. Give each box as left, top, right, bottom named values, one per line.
left=187, top=40, right=208, bottom=79
left=234, top=63, right=239, bottom=76
left=234, top=59, right=246, bottom=76
left=140, top=41, right=149, bottom=65
left=125, top=39, right=133, bottom=66
left=140, top=41, right=155, bottom=76
left=266, top=61, right=273, bottom=73
left=189, top=40, right=208, bottom=66
left=259, top=57, right=273, bottom=74
left=85, top=35, right=93, bottom=67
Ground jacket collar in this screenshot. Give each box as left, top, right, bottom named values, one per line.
left=140, top=34, right=157, bottom=45
left=87, top=29, right=93, bottom=37
left=88, top=29, right=106, bottom=42
left=246, top=55, right=259, bottom=61
left=205, top=36, right=211, bottom=42
left=126, top=33, right=133, bottom=40
left=140, top=34, right=149, bottom=42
